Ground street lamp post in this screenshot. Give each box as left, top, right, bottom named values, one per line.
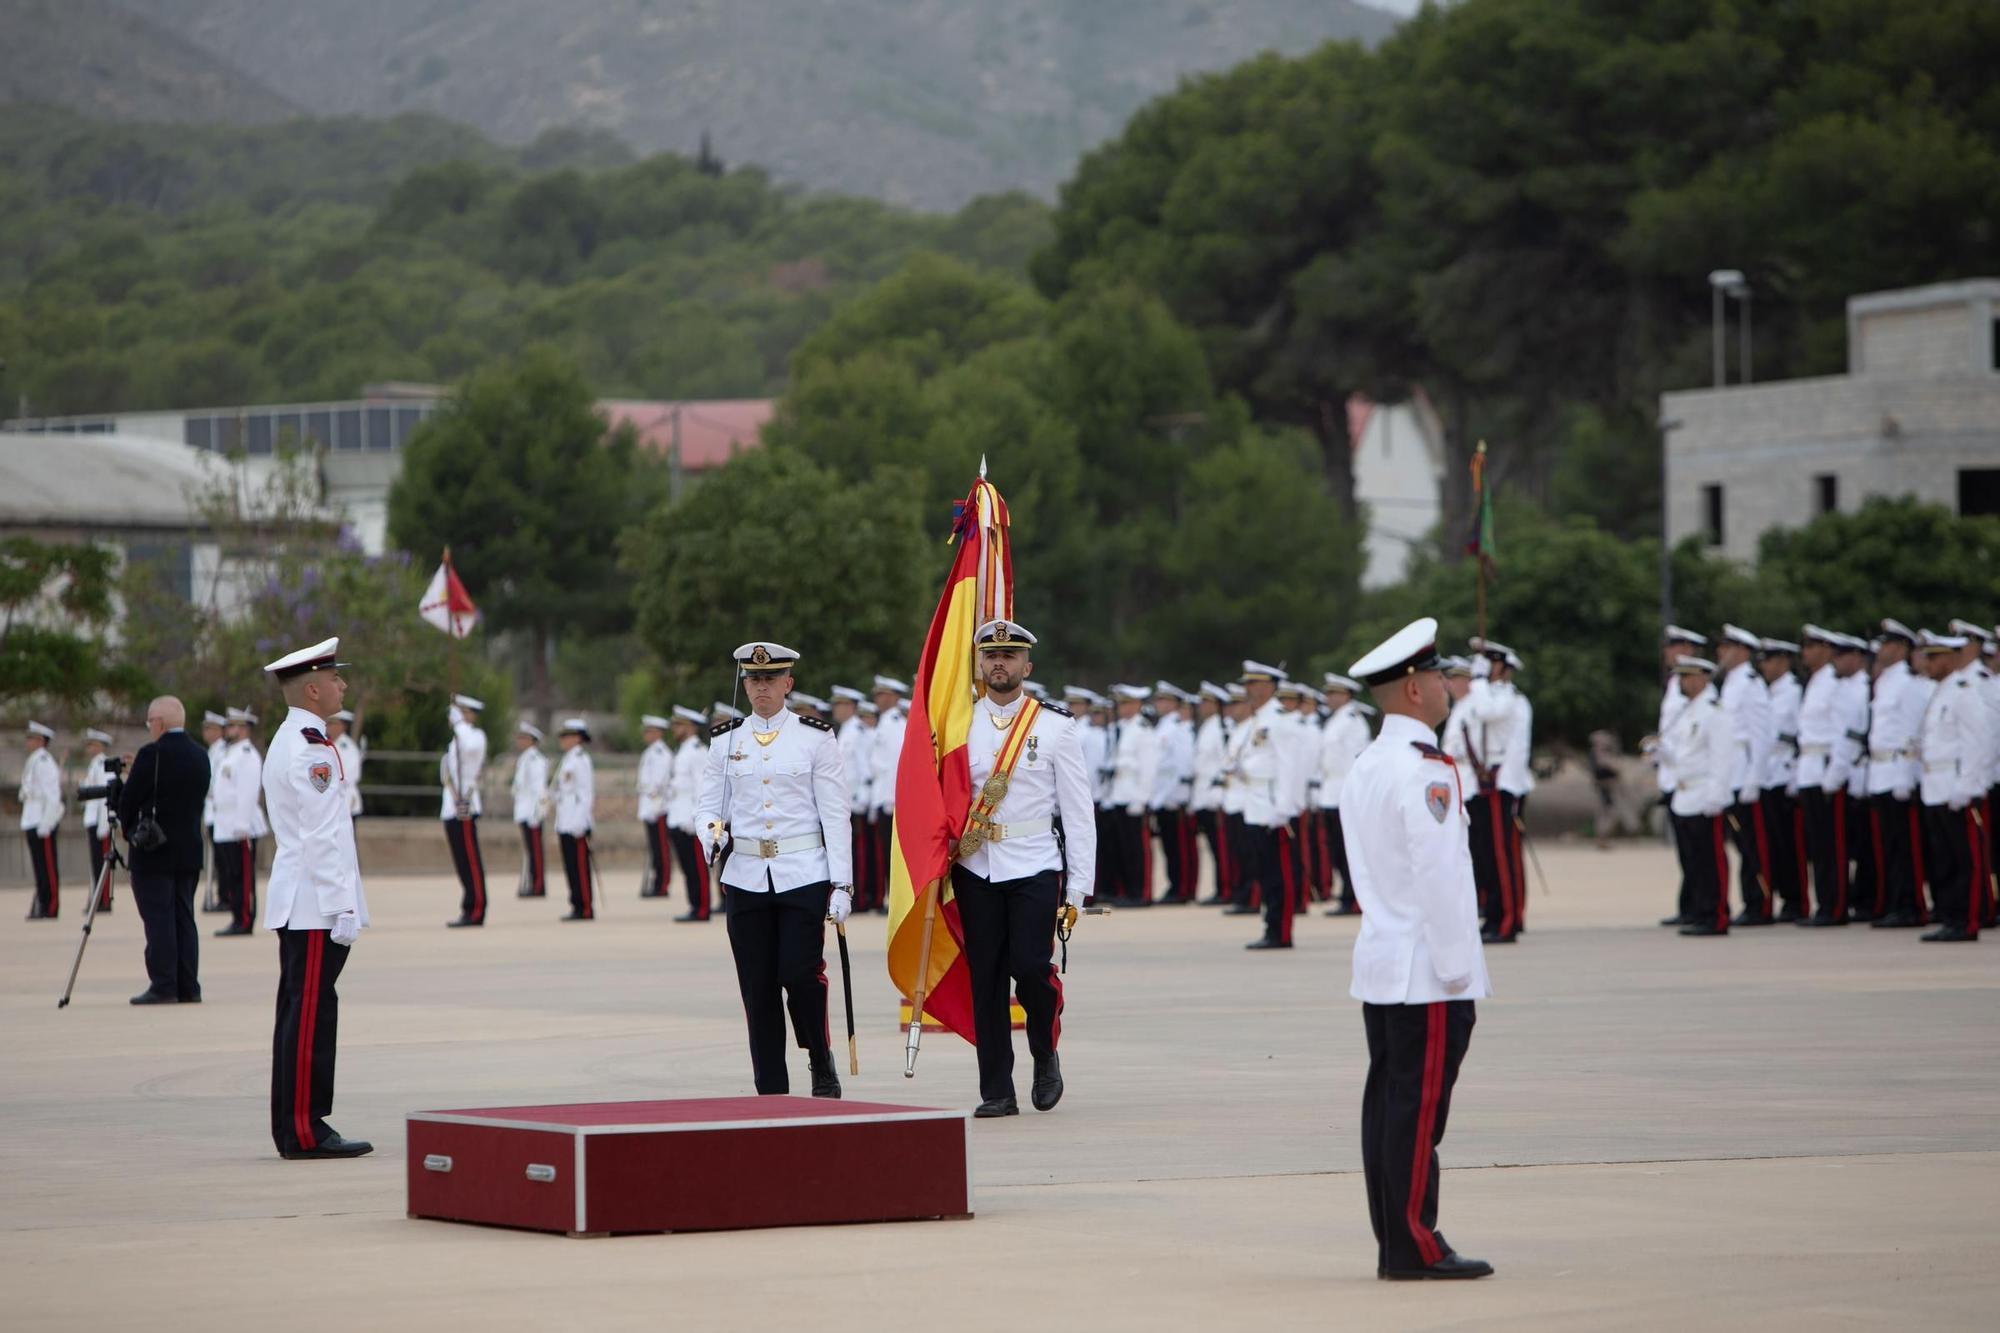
left=1708, top=268, right=1749, bottom=387
left=1658, top=416, right=1683, bottom=634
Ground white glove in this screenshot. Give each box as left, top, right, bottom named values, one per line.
left=705, top=821, right=731, bottom=859
left=1065, top=884, right=1088, bottom=910
left=828, top=887, right=852, bottom=924
left=448, top=705, right=465, bottom=727
left=1440, top=973, right=1471, bottom=996
left=1785, top=781, right=1799, bottom=798
left=331, top=912, right=359, bottom=947
left=1739, top=786, right=1760, bottom=806
left=1893, top=786, right=1912, bottom=803
left=1950, top=795, right=1970, bottom=812
left=1126, top=802, right=1145, bottom=817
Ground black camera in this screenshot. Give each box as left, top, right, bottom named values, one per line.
left=77, top=755, right=125, bottom=803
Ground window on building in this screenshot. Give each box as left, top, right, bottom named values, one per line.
left=393, top=406, right=426, bottom=446
left=246, top=413, right=274, bottom=455
left=305, top=410, right=333, bottom=448
left=335, top=408, right=362, bottom=451
left=183, top=416, right=214, bottom=451
left=1961, top=468, right=2000, bottom=518
left=366, top=406, right=392, bottom=450
left=1702, top=484, right=1724, bottom=546
left=1815, top=474, right=1838, bottom=515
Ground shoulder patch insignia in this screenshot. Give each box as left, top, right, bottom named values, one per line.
left=308, top=761, right=332, bottom=793
left=1425, top=781, right=1451, bottom=823
left=301, top=727, right=328, bottom=745
left=796, top=713, right=833, bottom=732
left=1041, top=700, right=1073, bottom=719
left=711, top=717, right=744, bottom=737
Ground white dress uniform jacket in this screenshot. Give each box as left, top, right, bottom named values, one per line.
left=1228, top=698, right=1304, bottom=828
left=1497, top=687, right=1535, bottom=798
left=697, top=709, right=851, bottom=893
left=667, top=737, right=705, bottom=832
left=1834, top=671, right=1870, bottom=796
left=1108, top=716, right=1157, bottom=814
left=1315, top=703, right=1371, bottom=809
left=1921, top=663, right=1996, bottom=809
left=1865, top=660, right=1928, bottom=798
left=958, top=695, right=1096, bottom=898
left=18, top=747, right=62, bottom=835
left=1660, top=689, right=1735, bottom=817
left=1656, top=682, right=1689, bottom=794
left=1345, top=714, right=1492, bottom=1005
left=1080, top=722, right=1112, bottom=806
left=1718, top=662, right=1771, bottom=801
left=204, top=737, right=226, bottom=829
left=1462, top=678, right=1517, bottom=786
left=554, top=747, right=595, bottom=836
left=82, top=753, right=110, bottom=834
left=262, top=707, right=368, bottom=931
left=439, top=716, right=487, bottom=819
left=1192, top=714, right=1228, bottom=813
left=1795, top=664, right=1842, bottom=790
left=213, top=739, right=266, bottom=841
left=838, top=715, right=872, bottom=817
left=1764, top=671, right=1803, bottom=792
left=869, top=706, right=906, bottom=817
left=512, top=746, right=550, bottom=825
left=1148, top=713, right=1193, bottom=811
left=1285, top=709, right=1318, bottom=812
left=636, top=739, right=671, bottom=822
left=333, top=733, right=364, bottom=815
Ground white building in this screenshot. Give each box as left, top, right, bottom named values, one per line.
left=1662, top=278, right=2000, bottom=562
left=1350, top=392, right=1447, bottom=588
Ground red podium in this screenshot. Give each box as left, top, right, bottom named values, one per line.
left=407, top=1096, right=972, bottom=1237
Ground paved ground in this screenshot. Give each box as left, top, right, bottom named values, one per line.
left=4, top=840, right=1997, bottom=1331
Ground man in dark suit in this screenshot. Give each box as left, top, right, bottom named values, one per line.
left=117, top=696, right=212, bottom=1005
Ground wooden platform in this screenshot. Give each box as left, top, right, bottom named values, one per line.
left=407, top=1096, right=972, bottom=1237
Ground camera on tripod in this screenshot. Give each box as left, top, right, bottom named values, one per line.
left=77, top=754, right=125, bottom=805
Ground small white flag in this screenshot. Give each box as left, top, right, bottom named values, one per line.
left=419, top=555, right=479, bottom=639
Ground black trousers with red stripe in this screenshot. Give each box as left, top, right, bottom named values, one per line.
left=560, top=831, right=595, bottom=919
left=1922, top=803, right=1979, bottom=936
left=26, top=829, right=59, bottom=917
left=1847, top=790, right=1880, bottom=919
left=1872, top=795, right=1920, bottom=921
left=1760, top=790, right=1807, bottom=916
left=871, top=816, right=896, bottom=908
left=518, top=821, right=547, bottom=896
left=1109, top=809, right=1151, bottom=904
left=849, top=815, right=875, bottom=911
left=1671, top=811, right=1730, bottom=932
left=270, top=927, right=350, bottom=1156
left=1246, top=823, right=1292, bottom=943
left=215, top=837, right=257, bottom=930
left=1728, top=798, right=1772, bottom=920
left=1801, top=787, right=1848, bottom=922
left=1154, top=809, right=1197, bottom=902
left=1196, top=808, right=1233, bottom=902
left=670, top=827, right=711, bottom=918
left=953, top=865, right=1063, bottom=1103
left=1362, top=999, right=1476, bottom=1272
left=1469, top=792, right=1520, bottom=940
left=444, top=817, right=487, bottom=922
left=1286, top=820, right=1310, bottom=912
left=724, top=881, right=832, bottom=1094
left=88, top=829, right=114, bottom=910
left=1225, top=813, right=1254, bottom=906
left=641, top=817, right=673, bottom=897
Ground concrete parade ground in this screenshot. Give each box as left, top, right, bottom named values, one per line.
left=3, top=840, right=1997, bottom=1332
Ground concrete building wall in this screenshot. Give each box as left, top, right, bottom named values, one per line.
left=1354, top=400, right=1445, bottom=589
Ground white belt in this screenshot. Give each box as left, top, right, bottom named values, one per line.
left=1923, top=760, right=1958, bottom=775
left=1798, top=744, right=1830, bottom=755
left=1869, top=750, right=1908, bottom=762
left=734, top=831, right=825, bottom=859
left=985, top=817, right=1052, bottom=842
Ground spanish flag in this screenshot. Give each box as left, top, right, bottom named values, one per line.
left=886, top=472, right=1013, bottom=1054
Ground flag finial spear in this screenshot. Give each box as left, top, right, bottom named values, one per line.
left=979, top=454, right=988, bottom=480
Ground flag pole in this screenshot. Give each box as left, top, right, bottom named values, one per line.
left=903, top=876, right=940, bottom=1077
left=1472, top=442, right=1488, bottom=645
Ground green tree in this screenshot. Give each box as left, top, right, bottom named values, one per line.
left=387, top=348, right=666, bottom=713
left=0, top=537, right=144, bottom=717
left=1755, top=497, right=2000, bottom=633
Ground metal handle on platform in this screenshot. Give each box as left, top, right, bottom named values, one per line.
left=524, top=1163, right=558, bottom=1183
left=423, top=1155, right=453, bottom=1173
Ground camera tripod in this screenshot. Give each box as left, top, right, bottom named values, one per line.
left=58, top=813, right=123, bottom=1008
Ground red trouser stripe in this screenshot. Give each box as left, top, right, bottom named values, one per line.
left=1140, top=819, right=1153, bottom=900
left=460, top=821, right=485, bottom=918
left=1048, top=962, right=1065, bottom=1049
left=1909, top=804, right=1927, bottom=924
left=1182, top=814, right=1198, bottom=900
left=532, top=828, right=543, bottom=891
left=1509, top=813, right=1526, bottom=926
left=578, top=837, right=593, bottom=915
left=1831, top=790, right=1848, bottom=919
left=1750, top=803, right=1772, bottom=917
left=1215, top=818, right=1232, bottom=896
left=653, top=820, right=671, bottom=893
left=1869, top=806, right=1886, bottom=917
left=695, top=838, right=710, bottom=918
left=1711, top=816, right=1731, bottom=931
left=1277, top=829, right=1295, bottom=942
left=1968, top=809, right=1985, bottom=933
left=42, top=835, right=59, bottom=914
left=1793, top=807, right=1807, bottom=900
left=295, top=932, right=323, bottom=1150
left=1486, top=795, right=1516, bottom=937
left=240, top=843, right=254, bottom=928
left=1315, top=816, right=1332, bottom=901
left=1407, top=1003, right=1446, bottom=1266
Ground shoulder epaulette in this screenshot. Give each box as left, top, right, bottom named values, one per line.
left=1042, top=701, right=1073, bottom=719
left=1410, top=740, right=1445, bottom=758
left=797, top=713, right=833, bottom=732
left=300, top=727, right=328, bottom=745
left=711, top=717, right=743, bottom=737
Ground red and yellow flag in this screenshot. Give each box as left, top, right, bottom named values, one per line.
left=885, top=473, right=1013, bottom=1044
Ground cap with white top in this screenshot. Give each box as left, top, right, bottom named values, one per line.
left=263, top=635, right=348, bottom=680
left=735, top=642, right=799, bottom=676
left=26, top=721, right=53, bottom=740
left=202, top=710, right=227, bottom=726
left=1673, top=657, right=1719, bottom=675
left=1721, top=624, right=1762, bottom=650
left=84, top=728, right=113, bottom=744
left=1239, top=659, right=1287, bottom=683
left=1349, top=617, right=1442, bottom=689
left=225, top=707, right=259, bottom=725
left=829, top=685, right=867, bottom=703
left=672, top=705, right=708, bottom=725
left=452, top=694, right=484, bottom=712
left=975, top=619, right=1036, bottom=650
left=1664, top=625, right=1709, bottom=646
left=641, top=714, right=672, bottom=731
left=517, top=721, right=545, bottom=741
left=872, top=675, right=909, bottom=696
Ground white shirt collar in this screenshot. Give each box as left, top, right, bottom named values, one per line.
left=750, top=708, right=790, bottom=735
left=1377, top=712, right=1437, bottom=745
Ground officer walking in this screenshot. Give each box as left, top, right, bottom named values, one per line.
left=697, top=642, right=852, bottom=1098
left=258, top=637, right=372, bottom=1160
left=667, top=706, right=712, bottom=921
left=213, top=708, right=266, bottom=937
left=554, top=719, right=597, bottom=920
left=441, top=694, right=489, bottom=928
left=510, top=722, right=550, bottom=897
left=19, top=721, right=63, bottom=920
left=637, top=713, right=674, bottom=900
left=82, top=727, right=116, bottom=912
left=1229, top=661, right=1305, bottom=948
left=1342, top=617, right=1493, bottom=1281
left=952, top=620, right=1095, bottom=1117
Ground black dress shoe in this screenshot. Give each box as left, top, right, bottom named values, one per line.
left=1659, top=913, right=1686, bottom=927
left=672, top=912, right=707, bottom=923
left=445, top=917, right=482, bottom=928
left=1870, top=913, right=1920, bottom=928
left=1154, top=896, right=1191, bottom=906
left=280, top=1133, right=374, bottom=1161
left=178, top=993, right=202, bottom=1003
left=1381, top=1252, right=1494, bottom=1281
left=974, top=1096, right=1019, bottom=1118
left=1678, top=923, right=1727, bottom=936
left=213, top=923, right=253, bottom=936
left=560, top=911, right=593, bottom=921
left=1731, top=912, right=1774, bottom=927
left=130, top=990, right=178, bottom=1005
left=1245, top=937, right=1293, bottom=950
left=1198, top=896, right=1228, bottom=907
left=1797, top=915, right=1847, bottom=927
left=1921, top=925, right=1979, bottom=942
left=1776, top=907, right=1805, bottom=923
left=809, top=1051, right=842, bottom=1099
left=1223, top=904, right=1258, bottom=916
left=1480, top=929, right=1516, bottom=944
left=1031, top=1054, right=1063, bottom=1111
left=1325, top=904, right=1362, bottom=917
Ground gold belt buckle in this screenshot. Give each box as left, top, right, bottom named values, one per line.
left=759, top=838, right=781, bottom=858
